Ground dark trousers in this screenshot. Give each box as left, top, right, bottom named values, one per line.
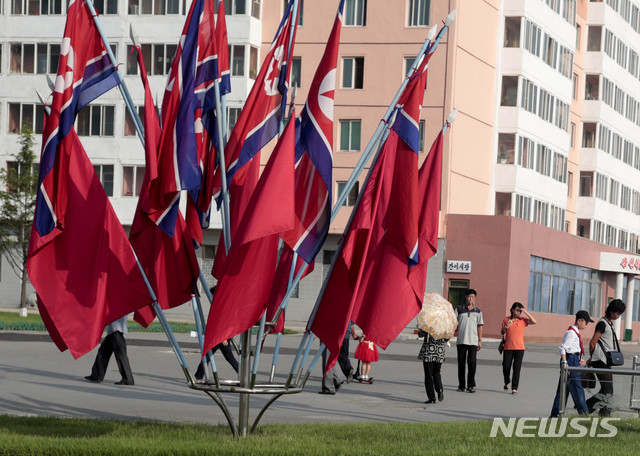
left=337, top=337, right=353, bottom=377
left=502, top=349, right=525, bottom=390
left=456, top=344, right=477, bottom=389
left=90, top=331, right=134, bottom=384
left=321, top=348, right=345, bottom=393
left=551, top=353, right=588, bottom=416
left=423, top=361, right=443, bottom=401
left=585, top=360, right=614, bottom=416
left=195, top=340, right=239, bottom=379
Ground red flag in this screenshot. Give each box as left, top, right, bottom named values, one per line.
left=129, top=46, right=200, bottom=327
left=188, top=0, right=219, bottom=246
left=27, top=127, right=150, bottom=358
left=27, top=0, right=147, bottom=358
left=354, top=130, right=444, bottom=349
left=215, top=0, right=230, bottom=95
left=203, top=117, right=296, bottom=354
left=309, top=136, right=396, bottom=372
left=149, top=0, right=205, bottom=236
left=265, top=246, right=314, bottom=334
left=409, top=131, right=443, bottom=296
left=212, top=0, right=298, bottom=198
left=210, top=154, right=260, bottom=279
left=34, top=0, right=119, bottom=236
left=309, top=53, right=431, bottom=367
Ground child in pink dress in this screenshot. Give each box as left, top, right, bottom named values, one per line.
left=354, top=334, right=379, bottom=380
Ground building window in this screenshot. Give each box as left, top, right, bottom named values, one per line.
left=595, top=173, right=608, bottom=200
left=227, top=107, right=241, bottom=136
left=579, top=172, right=592, bottom=197
left=345, top=0, right=366, bottom=26
left=11, top=43, right=62, bottom=74
left=126, top=44, right=175, bottom=76
left=322, top=250, right=335, bottom=282
left=517, top=136, right=535, bottom=169
left=514, top=194, right=531, bottom=221
left=8, top=103, right=44, bottom=134
left=609, top=179, right=619, bottom=205
left=404, top=56, right=417, bottom=77
left=251, top=0, right=260, bottom=18
left=533, top=200, right=548, bottom=226
left=528, top=255, right=601, bottom=316
left=153, top=44, right=177, bottom=76
left=6, top=161, right=39, bottom=190
left=549, top=205, right=565, bottom=231
left=341, top=57, right=364, bottom=89
left=535, top=144, right=552, bottom=176
left=124, top=106, right=145, bottom=137
left=230, top=45, right=245, bottom=76
left=587, top=26, right=601, bottom=52
left=77, top=105, right=115, bottom=137
left=128, top=0, right=183, bottom=14
left=93, top=164, right=114, bottom=197
left=570, top=122, right=576, bottom=149
left=93, top=0, right=117, bottom=14
left=225, top=0, right=246, bottom=15
left=122, top=165, right=146, bottom=197
left=501, top=76, right=518, bottom=106
left=11, top=0, right=66, bottom=15
left=418, top=119, right=425, bottom=153
left=339, top=120, right=361, bottom=151
left=495, top=192, right=511, bottom=216
left=337, top=181, right=359, bottom=206
left=520, top=78, right=538, bottom=113
left=497, top=134, right=515, bottom=164
left=504, top=17, right=521, bottom=48
left=291, top=57, right=301, bottom=88
left=249, top=46, right=258, bottom=80
left=572, top=73, right=578, bottom=99
left=407, top=0, right=429, bottom=27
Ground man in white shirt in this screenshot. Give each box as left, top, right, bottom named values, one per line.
left=550, top=310, right=593, bottom=417
left=455, top=289, right=484, bottom=393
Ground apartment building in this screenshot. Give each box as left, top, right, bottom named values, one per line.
left=1, top=0, right=640, bottom=340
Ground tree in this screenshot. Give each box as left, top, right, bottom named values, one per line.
left=0, top=123, right=38, bottom=315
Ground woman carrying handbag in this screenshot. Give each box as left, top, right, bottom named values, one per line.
left=501, top=302, right=536, bottom=395
left=586, top=299, right=626, bottom=416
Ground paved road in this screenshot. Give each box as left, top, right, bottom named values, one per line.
left=1, top=331, right=639, bottom=428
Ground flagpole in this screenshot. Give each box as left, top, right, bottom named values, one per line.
left=245, top=0, right=299, bottom=391
left=232, top=0, right=300, bottom=437
left=300, top=110, right=458, bottom=382
left=129, top=247, right=191, bottom=375
left=191, top=283, right=221, bottom=387
left=85, top=0, right=145, bottom=140
left=213, top=0, right=232, bottom=253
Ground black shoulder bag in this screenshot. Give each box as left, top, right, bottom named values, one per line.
left=598, top=320, right=624, bottom=367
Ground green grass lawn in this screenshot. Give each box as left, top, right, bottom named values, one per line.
left=0, top=311, right=298, bottom=335
left=0, top=311, right=198, bottom=333
left=0, top=416, right=639, bottom=455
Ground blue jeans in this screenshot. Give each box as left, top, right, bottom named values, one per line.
left=551, top=353, right=588, bottom=416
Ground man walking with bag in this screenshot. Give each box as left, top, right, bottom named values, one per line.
left=586, top=299, right=626, bottom=416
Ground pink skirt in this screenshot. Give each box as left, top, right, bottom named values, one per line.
left=355, top=339, right=379, bottom=362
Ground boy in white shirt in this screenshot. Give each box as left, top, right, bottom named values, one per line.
left=550, top=310, right=593, bottom=417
